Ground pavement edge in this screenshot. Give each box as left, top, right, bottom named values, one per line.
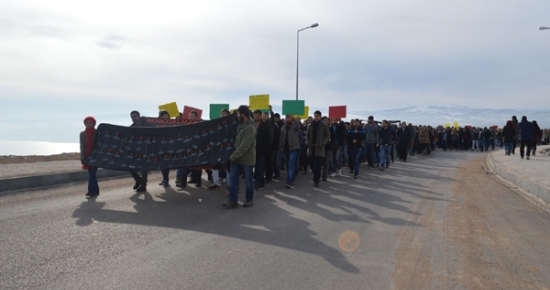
left=482, top=153, right=550, bottom=214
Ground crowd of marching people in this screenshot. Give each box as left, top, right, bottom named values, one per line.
left=80, top=108, right=548, bottom=208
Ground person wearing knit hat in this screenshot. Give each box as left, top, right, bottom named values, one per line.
left=80, top=116, right=99, bottom=198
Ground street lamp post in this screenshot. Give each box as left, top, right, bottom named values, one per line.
left=539, top=26, right=550, bottom=30
left=296, top=23, right=319, bottom=100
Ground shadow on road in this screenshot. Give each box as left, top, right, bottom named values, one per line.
left=71, top=150, right=458, bottom=273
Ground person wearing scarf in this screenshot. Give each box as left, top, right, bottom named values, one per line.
left=80, top=116, right=99, bottom=198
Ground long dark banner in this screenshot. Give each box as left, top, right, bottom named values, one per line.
left=84, top=114, right=239, bottom=171
left=133, top=117, right=201, bottom=127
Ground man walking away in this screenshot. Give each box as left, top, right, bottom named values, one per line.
left=518, top=116, right=534, bottom=160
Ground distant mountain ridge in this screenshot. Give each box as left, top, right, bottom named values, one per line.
left=347, top=105, right=550, bottom=128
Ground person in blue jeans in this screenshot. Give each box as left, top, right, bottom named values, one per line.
left=347, top=119, right=366, bottom=179
left=80, top=116, right=99, bottom=198
left=378, top=120, right=396, bottom=171
left=279, top=114, right=302, bottom=187
left=224, top=106, right=257, bottom=209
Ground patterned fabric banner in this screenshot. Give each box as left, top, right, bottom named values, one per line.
left=84, top=115, right=239, bottom=171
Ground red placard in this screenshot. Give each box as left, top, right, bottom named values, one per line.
left=329, top=106, right=347, bottom=118
left=182, top=106, right=203, bottom=120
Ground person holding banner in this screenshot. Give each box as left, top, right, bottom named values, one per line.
left=208, top=108, right=230, bottom=190
left=223, top=105, right=257, bottom=209
left=158, top=110, right=171, bottom=187
left=80, top=116, right=99, bottom=198
left=129, top=110, right=148, bottom=192
left=306, top=111, right=330, bottom=187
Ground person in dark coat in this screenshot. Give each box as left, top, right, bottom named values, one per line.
left=502, top=120, right=515, bottom=156
left=396, top=121, right=411, bottom=162
left=518, top=116, right=534, bottom=160
left=254, top=109, right=272, bottom=188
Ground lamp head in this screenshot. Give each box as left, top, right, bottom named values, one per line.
left=311, top=23, right=319, bottom=28
left=539, top=26, right=550, bottom=30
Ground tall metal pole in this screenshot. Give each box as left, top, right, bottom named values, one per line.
left=296, top=30, right=300, bottom=100
left=295, top=23, right=319, bottom=101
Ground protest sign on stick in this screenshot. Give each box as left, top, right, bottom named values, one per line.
left=329, top=106, right=347, bottom=118
left=182, top=106, right=203, bottom=120
left=158, top=102, right=180, bottom=118
left=282, top=100, right=305, bottom=115
left=249, top=94, right=270, bottom=110
left=209, top=104, right=230, bottom=120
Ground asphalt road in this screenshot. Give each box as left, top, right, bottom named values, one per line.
left=1, top=150, right=549, bottom=290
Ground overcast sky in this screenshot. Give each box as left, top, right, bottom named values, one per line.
left=1, top=0, right=550, bottom=122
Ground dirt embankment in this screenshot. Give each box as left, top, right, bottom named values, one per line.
left=0, top=153, right=79, bottom=164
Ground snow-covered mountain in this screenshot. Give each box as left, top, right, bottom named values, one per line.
left=347, top=105, right=550, bottom=128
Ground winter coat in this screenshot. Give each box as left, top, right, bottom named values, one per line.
left=512, top=118, right=519, bottom=140
left=306, top=120, right=330, bottom=157
left=397, top=127, right=411, bottom=144
left=230, top=118, right=257, bottom=165
left=347, top=128, right=366, bottom=150
left=419, top=129, right=430, bottom=144
left=279, top=118, right=301, bottom=152
left=255, top=120, right=272, bottom=156
left=502, top=126, right=515, bottom=143
left=518, top=120, right=534, bottom=141
left=363, top=123, right=380, bottom=144
left=379, top=126, right=396, bottom=145
left=79, top=131, right=94, bottom=163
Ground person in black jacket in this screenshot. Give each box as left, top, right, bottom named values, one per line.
left=396, top=121, right=411, bottom=162
left=129, top=110, right=148, bottom=192
left=271, top=111, right=283, bottom=179
left=321, top=117, right=335, bottom=181
left=347, top=119, right=366, bottom=179
left=254, top=109, right=272, bottom=188
left=330, top=119, right=346, bottom=177
left=502, top=120, right=515, bottom=156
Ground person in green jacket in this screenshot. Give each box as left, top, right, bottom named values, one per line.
left=306, top=110, right=330, bottom=187
left=223, top=105, right=257, bottom=209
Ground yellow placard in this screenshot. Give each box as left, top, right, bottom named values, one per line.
left=453, top=122, right=459, bottom=129
left=249, top=94, right=270, bottom=110
left=295, top=106, right=309, bottom=119
left=444, top=123, right=451, bottom=128
left=158, top=102, right=179, bottom=118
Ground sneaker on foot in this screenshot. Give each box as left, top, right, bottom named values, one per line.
left=353, top=175, right=357, bottom=179
left=136, top=185, right=147, bottom=192
left=133, top=181, right=141, bottom=190
left=208, top=185, right=220, bottom=190
left=330, top=172, right=336, bottom=177
left=242, top=201, right=253, bottom=208
left=379, top=167, right=385, bottom=171
left=285, top=184, right=293, bottom=189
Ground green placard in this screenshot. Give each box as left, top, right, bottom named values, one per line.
left=209, top=104, right=230, bottom=120
left=282, top=100, right=305, bottom=115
